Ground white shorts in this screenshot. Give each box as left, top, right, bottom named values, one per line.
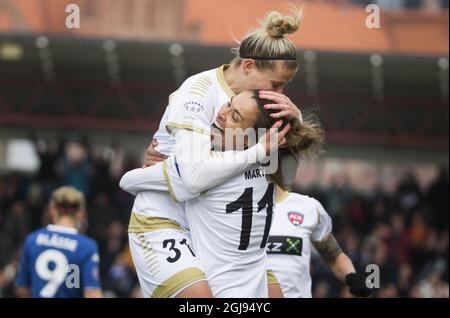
left=128, top=213, right=206, bottom=298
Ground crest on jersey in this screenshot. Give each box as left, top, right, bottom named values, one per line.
left=184, top=100, right=205, bottom=113
left=288, top=211, right=304, bottom=226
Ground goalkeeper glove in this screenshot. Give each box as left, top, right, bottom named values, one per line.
left=345, top=273, right=372, bottom=297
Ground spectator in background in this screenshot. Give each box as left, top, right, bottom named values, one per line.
left=412, top=270, right=449, bottom=297
left=388, top=213, right=411, bottom=265
left=427, top=167, right=449, bottom=232
left=103, top=252, right=138, bottom=297
left=377, top=283, right=400, bottom=298
left=88, top=192, right=120, bottom=239
left=367, top=188, right=391, bottom=231
left=408, top=211, right=430, bottom=273
left=0, top=136, right=448, bottom=298
left=89, top=147, right=114, bottom=201
left=346, top=194, right=367, bottom=230
left=29, top=135, right=64, bottom=200
left=326, top=174, right=353, bottom=221
left=63, top=142, right=91, bottom=196
left=34, top=139, right=62, bottom=183
left=25, top=183, right=45, bottom=231
left=337, top=226, right=361, bottom=267
left=98, top=221, right=128, bottom=282
left=395, top=171, right=423, bottom=215
left=397, top=263, right=414, bottom=297
left=312, top=280, right=332, bottom=298
left=0, top=202, right=29, bottom=267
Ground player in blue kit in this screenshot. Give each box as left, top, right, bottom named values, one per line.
left=15, top=186, right=103, bottom=298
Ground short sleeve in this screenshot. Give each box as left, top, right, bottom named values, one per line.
left=310, top=199, right=333, bottom=243
left=165, top=75, right=216, bottom=137
left=153, top=101, right=176, bottom=156
left=81, top=241, right=101, bottom=290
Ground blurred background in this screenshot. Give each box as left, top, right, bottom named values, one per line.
left=0, top=0, right=448, bottom=298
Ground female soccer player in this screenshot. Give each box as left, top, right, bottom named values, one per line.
left=123, top=7, right=305, bottom=297
left=266, top=186, right=372, bottom=298
left=15, top=187, right=102, bottom=298
left=121, top=90, right=324, bottom=297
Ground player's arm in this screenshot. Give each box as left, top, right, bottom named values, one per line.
left=120, top=159, right=198, bottom=202
left=132, top=127, right=286, bottom=198
left=81, top=242, right=103, bottom=298
left=172, top=121, right=288, bottom=194
left=312, top=233, right=351, bottom=281
left=313, top=235, right=371, bottom=297
left=311, top=201, right=371, bottom=297
left=119, top=162, right=168, bottom=195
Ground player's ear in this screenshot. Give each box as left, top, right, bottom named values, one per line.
left=49, top=204, right=57, bottom=220
left=76, top=208, right=86, bottom=221
left=242, top=59, right=255, bottom=76
left=48, top=203, right=59, bottom=222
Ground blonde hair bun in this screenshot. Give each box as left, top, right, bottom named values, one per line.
left=263, top=7, right=303, bottom=38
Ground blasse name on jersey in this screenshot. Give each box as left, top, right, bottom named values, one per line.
left=36, top=233, right=78, bottom=252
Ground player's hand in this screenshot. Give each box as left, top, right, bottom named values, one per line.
left=345, top=273, right=372, bottom=297
left=142, top=139, right=168, bottom=168
left=259, top=120, right=291, bottom=156
left=259, top=90, right=303, bottom=123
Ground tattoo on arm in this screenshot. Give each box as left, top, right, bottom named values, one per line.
left=312, top=233, right=343, bottom=265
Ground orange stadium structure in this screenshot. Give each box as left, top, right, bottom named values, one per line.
left=0, top=0, right=448, bottom=55
left=0, top=0, right=448, bottom=150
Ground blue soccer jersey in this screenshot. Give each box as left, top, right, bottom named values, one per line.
left=16, top=224, right=101, bottom=298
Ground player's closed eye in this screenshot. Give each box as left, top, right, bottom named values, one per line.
left=233, top=110, right=243, bottom=122
left=272, top=83, right=282, bottom=90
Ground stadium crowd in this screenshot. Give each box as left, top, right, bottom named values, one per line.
left=0, top=138, right=448, bottom=298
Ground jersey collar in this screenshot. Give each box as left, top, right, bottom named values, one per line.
left=47, top=224, right=78, bottom=235
left=276, top=190, right=291, bottom=203
left=216, top=64, right=235, bottom=98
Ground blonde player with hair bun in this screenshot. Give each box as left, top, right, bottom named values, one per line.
left=125, top=7, right=308, bottom=298
left=231, top=6, right=303, bottom=73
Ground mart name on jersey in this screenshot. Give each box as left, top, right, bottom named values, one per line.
left=244, top=168, right=266, bottom=180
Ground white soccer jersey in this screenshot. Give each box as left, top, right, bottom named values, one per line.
left=164, top=157, right=274, bottom=297
left=266, top=192, right=333, bottom=298
left=133, top=65, right=234, bottom=228
left=121, top=158, right=274, bottom=297
left=153, top=65, right=234, bottom=156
